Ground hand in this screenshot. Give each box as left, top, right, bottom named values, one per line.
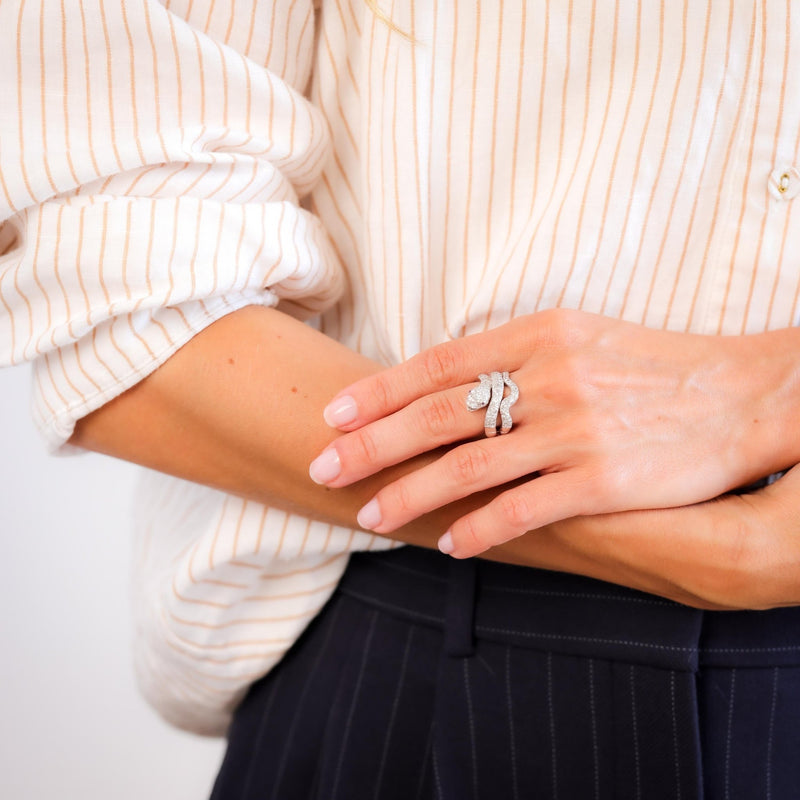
left=311, top=309, right=799, bottom=557
left=494, top=465, right=800, bottom=611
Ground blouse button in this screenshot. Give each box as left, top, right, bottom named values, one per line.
left=768, top=166, right=800, bottom=200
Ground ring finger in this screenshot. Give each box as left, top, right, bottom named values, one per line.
left=310, top=377, right=526, bottom=487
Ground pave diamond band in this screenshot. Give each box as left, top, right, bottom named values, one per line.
left=466, top=371, right=520, bottom=436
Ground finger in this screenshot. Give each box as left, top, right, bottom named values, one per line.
left=311, top=384, right=483, bottom=486
left=438, top=474, right=591, bottom=558
left=354, top=435, right=545, bottom=533
left=323, top=321, right=530, bottom=431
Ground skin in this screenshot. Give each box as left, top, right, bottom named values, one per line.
left=70, top=304, right=515, bottom=545
left=316, top=309, right=800, bottom=540
left=495, top=474, right=800, bottom=612
left=72, top=305, right=800, bottom=611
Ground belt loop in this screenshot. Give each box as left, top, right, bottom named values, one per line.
left=444, top=558, right=478, bottom=657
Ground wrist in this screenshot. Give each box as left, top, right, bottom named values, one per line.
left=733, top=328, right=800, bottom=474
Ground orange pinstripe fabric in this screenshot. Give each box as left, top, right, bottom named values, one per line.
left=2, top=0, right=799, bottom=734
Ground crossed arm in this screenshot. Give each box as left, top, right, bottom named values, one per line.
left=71, top=304, right=800, bottom=611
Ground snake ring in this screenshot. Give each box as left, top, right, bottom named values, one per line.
left=466, top=371, right=520, bottom=436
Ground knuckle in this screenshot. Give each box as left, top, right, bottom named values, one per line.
left=536, top=307, right=581, bottom=346
left=418, top=394, right=459, bottom=438
left=557, top=352, right=591, bottom=394
left=349, top=428, right=379, bottom=466
left=419, top=344, right=461, bottom=388
left=447, top=445, right=493, bottom=487
left=456, top=515, right=486, bottom=554
left=538, top=306, right=567, bottom=333
left=562, top=471, right=602, bottom=516
left=496, top=491, right=533, bottom=530
left=589, top=466, right=625, bottom=507
left=385, top=479, right=414, bottom=520
left=369, top=373, right=395, bottom=413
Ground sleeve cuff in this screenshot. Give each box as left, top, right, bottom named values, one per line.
left=32, top=291, right=277, bottom=452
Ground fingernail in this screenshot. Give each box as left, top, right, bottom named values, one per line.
left=438, top=531, right=454, bottom=555
left=323, top=395, right=358, bottom=428
left=357, top=498, right=382, bottom=531
left=309, top=448, right=341, bottom=484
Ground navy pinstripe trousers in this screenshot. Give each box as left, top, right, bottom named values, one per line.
left=211, top=547, right=800, bottom=799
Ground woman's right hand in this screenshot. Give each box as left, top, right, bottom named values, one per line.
left=311, top=309, right=800, bottom=557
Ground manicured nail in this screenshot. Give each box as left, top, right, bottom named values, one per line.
left=309, top=448, right=341, bottom=484
left=438, top=531, right=454, bottom=555
left=357, top=498, right=382, bottom=531
left=323, top=395, right=358, bottom=428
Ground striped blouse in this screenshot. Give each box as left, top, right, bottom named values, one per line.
left=2, top=0, right=799, bottom=734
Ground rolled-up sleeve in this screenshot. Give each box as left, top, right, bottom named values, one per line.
left=0, top=0, right=341, bottom=448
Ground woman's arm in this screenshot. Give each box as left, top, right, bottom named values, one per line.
left=71, top=305, right=393, bottom=526
left=72, top=304, right=800, bottom=611
left=70, top=304, right=494, bottom=540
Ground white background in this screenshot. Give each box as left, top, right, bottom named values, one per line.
left=0, top=365, right=225, bottom=799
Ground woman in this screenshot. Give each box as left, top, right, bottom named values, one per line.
left=3, top=0, right=800, bottom=797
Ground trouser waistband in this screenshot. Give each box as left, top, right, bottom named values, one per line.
left=338, top=546, right=800, bottom=671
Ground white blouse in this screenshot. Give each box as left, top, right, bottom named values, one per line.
left=2, top=0, right=800, bottom=734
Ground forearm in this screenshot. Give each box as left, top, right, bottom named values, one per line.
left=72, top=306, right=386, bottom=523
left=70, top=305, right=483, bottom=544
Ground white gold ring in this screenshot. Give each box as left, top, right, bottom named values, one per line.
left=466, top=371, right=520, bottom=436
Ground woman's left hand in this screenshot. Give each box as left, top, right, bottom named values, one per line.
left=490, top=464, right=800, bottom=611
left=310, top=309, right=800, bottom=557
